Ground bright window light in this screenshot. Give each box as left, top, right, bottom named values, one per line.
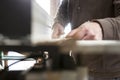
left=60, top=0, right=63, bottom=4
left=8, top=51, right=36, bottom=71
left=35, top=0, right=50, bottom=15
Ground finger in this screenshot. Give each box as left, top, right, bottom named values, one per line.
left=66, top=27, right=87, bottom=40
left=66, top=29, right=78, bottom=38
left=72, top=29, right=87, bottom=40
left=82, top=33, right=95, bottom=40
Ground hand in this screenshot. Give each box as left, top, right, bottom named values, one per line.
left=52, top=23, right=65, bottom=39
left=66, top=21, right=103, bottom=40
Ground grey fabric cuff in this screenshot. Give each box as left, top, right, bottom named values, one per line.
left=93, top=19, right=114, bottom=40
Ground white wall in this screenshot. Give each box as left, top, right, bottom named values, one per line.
left=35, top=0, right=50, bottom=15
left=31, top=0, right=52, bottom=44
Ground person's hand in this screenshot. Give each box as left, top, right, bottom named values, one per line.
left=52, top=23, right=65, bottom=39
left=66, top=21, right=103, bottom=40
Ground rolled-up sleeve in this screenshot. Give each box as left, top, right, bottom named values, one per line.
left=94, top=0, right=120, bottom=40
left=54, top=0, right=69, bottom=27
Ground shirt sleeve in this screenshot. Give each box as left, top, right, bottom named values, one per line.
left=54, top=0, right=70, bottom=27
left=94, top=0, right=120, bottom=40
